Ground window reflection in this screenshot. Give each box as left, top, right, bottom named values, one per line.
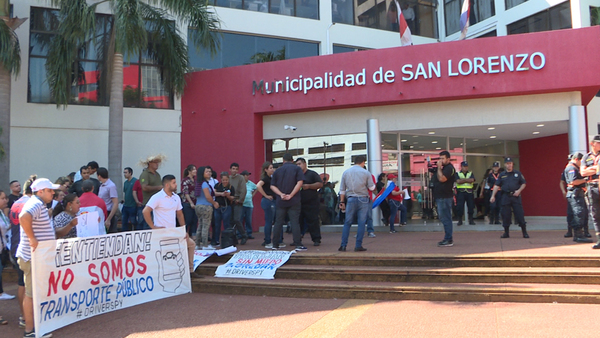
left=212, top=0, right=318, bottom=19
left=507, top=2, right=572, bottom=35
left=445, top=0, right=495, bottom=36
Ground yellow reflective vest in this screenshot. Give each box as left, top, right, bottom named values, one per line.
left=456, top=171, right=474, bottom=190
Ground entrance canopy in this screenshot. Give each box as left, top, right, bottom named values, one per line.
left=182, top=27, right=600, bottom=178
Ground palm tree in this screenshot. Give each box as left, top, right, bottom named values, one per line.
left=0, top=0, right=25, bottom=188
left=250, top=46, right=286, bottom=64
left=46, top=0, right=219, bottom=194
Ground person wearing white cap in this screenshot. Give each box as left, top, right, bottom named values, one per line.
left=17, top=178, right=58, bottom=338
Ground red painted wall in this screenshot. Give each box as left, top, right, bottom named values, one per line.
left=519, top=134, right=569, bottom=216
left=182, top=27, right=600, bottom=230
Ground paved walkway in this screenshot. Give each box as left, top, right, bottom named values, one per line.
left=2, top=226, right=599, bottom=337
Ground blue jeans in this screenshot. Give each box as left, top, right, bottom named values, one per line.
left=213, top=206, right=232, bottom=245
left=388, top=200, right=407, bottom=231
left=121, top=206, right=137, bottom=231
left=437, top=197, right=454, bottom=241
left=182, top=202, right=198, bottom=236
left=242, top=206, right=253, bottom=236
left=366, top=208, right=374, bottom=233
left=341, top=196, right=371, bottom=248
left=261, top=197, right=275, bottom=244
left=137, top=207, right=151, bottom=230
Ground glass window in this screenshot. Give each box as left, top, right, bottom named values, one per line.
left=592, top=7, right=600, bottom=26
left=212, top=0, right=318, bottom=19
left=27, top=7, right=173, bottom=108
left=445, top=0, right=495, bottom=37
left=449, top=137, right=463, bottom=153
left=506, top=0, right=527, bottom=10
left=333, top=0, right=437, bottom=39
left=507, top=2, right=571, bottom=35
left=465, top=138, right=505, bottom=154
left=189, top=32, right=319, bottom=70
left=403, top=134, right=447, bottom=152
left=333, top=45, right=368, bottom=54
left=382, top=133, right=398, bottom=150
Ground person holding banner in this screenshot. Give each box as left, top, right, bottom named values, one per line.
left=144, top=175, right=201, bottom=279
left=17, top=178, right=59, bottom=338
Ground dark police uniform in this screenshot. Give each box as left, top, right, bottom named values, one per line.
left=494, top=160, right=527, bottom=237
left=582, top=150, right=600, bottom=244
left=299, top=168, right=323, bottom=245
left=564, top=159, right=592, bottom=242
left=487, top=168, right=501, bottom=224
left=560, top=170, right=575, bottom=236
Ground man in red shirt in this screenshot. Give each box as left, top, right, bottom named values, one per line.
left=79, top=180, right=107, bottom=219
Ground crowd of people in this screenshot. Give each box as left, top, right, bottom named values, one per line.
left=4, top=138, right=600, bottom=335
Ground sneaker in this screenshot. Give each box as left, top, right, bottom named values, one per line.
left=265, top=243, right=273, bottom=249
left=314, top=241, right=321, bottom=246
left=261, top=241, right=269, bottom=246
left=437, top=239, right=454, bottom=247
left=271, top=246, right=280, bottom=250
left=390, top=230, right=398, bottom=233
left=248, top=235, right=255, bottom=239
left=295, top=245, right=308, bottom=251
left=24, top=331, right=53, bottom=338
left=278, top=243, right=286, bottom=248
left=0, top=293, right=15, bottom=300
left=368, top=232, right=376, bottom=238
left=202, top=245, right=217, bottom=250
left=19, top=316, right=25, bottom=328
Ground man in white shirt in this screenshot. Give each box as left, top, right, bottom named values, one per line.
left=143, top=175, right=200, bottom=279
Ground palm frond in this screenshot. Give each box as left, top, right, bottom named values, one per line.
left=139, top=2, right=189, bottom=96
left=0, top=19, right=21, bottom=77
left=149, top=0, right=220, bottom=55
left=112, top=0, right=147, bottom=55
left=46, top=0, right=96, bottom=106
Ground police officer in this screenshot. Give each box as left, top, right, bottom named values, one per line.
left=560, top=155, right=575, bottom=238
left=581, top=135, right=600, bottom=249
left=490, top=157, right=528, bottom=238
left=455, top=161, right=476, bottom=225
left=564, top=152, right=593, bottom=243
left=487, top=162, right=502, bottom=225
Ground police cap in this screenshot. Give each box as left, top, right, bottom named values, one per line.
left=504, top=157, right=513, bottom=163
left=571, top=152, right=584, bottom=160
left=492, top=161, right=500, bottom=167
left=461, top=161, right=468, bottom=167
left=592, top=135, right=600, bottom=143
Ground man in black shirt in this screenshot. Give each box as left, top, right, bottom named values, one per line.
left=434, top=151, right=456, bottom=247
left=69, top=165, right=100, bottom=196
left=296, top=158, right=323, bottom=246
left=7, top=180, right=22, bottom=209
left=271, top=153, right=306, bottom=250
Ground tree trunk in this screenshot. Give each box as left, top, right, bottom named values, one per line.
left=109, top=53, right=123, bottom=199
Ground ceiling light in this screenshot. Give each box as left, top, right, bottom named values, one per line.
left=487, top=127, right=495, bottom=130
left=413, top=142, right=418, bottom=144
left=428, top=131, right=435, bottom=135
left=419, top=146, right=424, bottom=149
left=401, top=139, right=407, bottom=142
left=533, top=131, right=540, bottom=135
left=490, top=136, right=497, bottom=139
left=460, top=143, right=463, bottom=146
left=435, top=147, right=441, bottom=150
left=413, top=135, right=419, bottom=138
left=473, top=139, right=479, bottom=142
left=432, top=141, right=438, bottom=144
left=409, top=145, right=414, bottom=148
left=536, top=124, right=544, bottom=127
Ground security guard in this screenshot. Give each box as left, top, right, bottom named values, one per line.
left=581, top=135, right=600, bottom=249
left=560, top=155, right=575, bottom=238
left=487, top=162, right=502, bottom=225
left=455, top=161, right=476, bottom=225
left=564, top=152, right=593, bottom=243
left=490, top=157, right=528, bottom=238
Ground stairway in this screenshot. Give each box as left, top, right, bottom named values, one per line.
left=193, top=253, right=600, bottom=304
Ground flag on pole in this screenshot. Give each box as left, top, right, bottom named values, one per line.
left=459, top=0, right=470, bottom=40
left=394, top=0, right=413, bottom=46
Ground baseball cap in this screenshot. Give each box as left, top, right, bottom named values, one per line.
left=492, top=161, right=500, bottom=167
left=31, top=178, right=61, bottom=192
left=592, top=135, right=600, bottom=143
left=387, top=174, right=398, bottom=179
left=504, top=157, right=513, bottom=163
left=241, top=170, right=251, bottom=176
left=461, top=161, right=468, bottom=167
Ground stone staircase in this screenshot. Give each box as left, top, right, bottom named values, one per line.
left=192, top=253, right=600, bottom=304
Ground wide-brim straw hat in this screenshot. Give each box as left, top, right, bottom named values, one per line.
left=139, top=153, right=167, bottom=167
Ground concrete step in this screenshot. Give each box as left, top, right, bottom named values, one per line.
left=195, top=263, right=600, bottom=284
left=191, top=277, right=600, bottom=304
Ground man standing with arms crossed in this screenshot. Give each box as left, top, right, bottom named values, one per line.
left=229, top=163, right=248, bottom=244
left=296, top=158, right=323, bottom=246
left=434, top=151, right=456, bottom=247
left=338, top=156, right=375, bottom=252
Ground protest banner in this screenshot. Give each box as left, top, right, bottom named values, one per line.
left=214, top=250, right=294, bottom=279
left=31, top=227, right=191, bottom=336
left=193, top=250, right=214, bottom=271
left=76, top=211, right=100, bottom=237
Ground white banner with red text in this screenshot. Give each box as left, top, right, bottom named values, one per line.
left=31, top=227, right=191, bottom=336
